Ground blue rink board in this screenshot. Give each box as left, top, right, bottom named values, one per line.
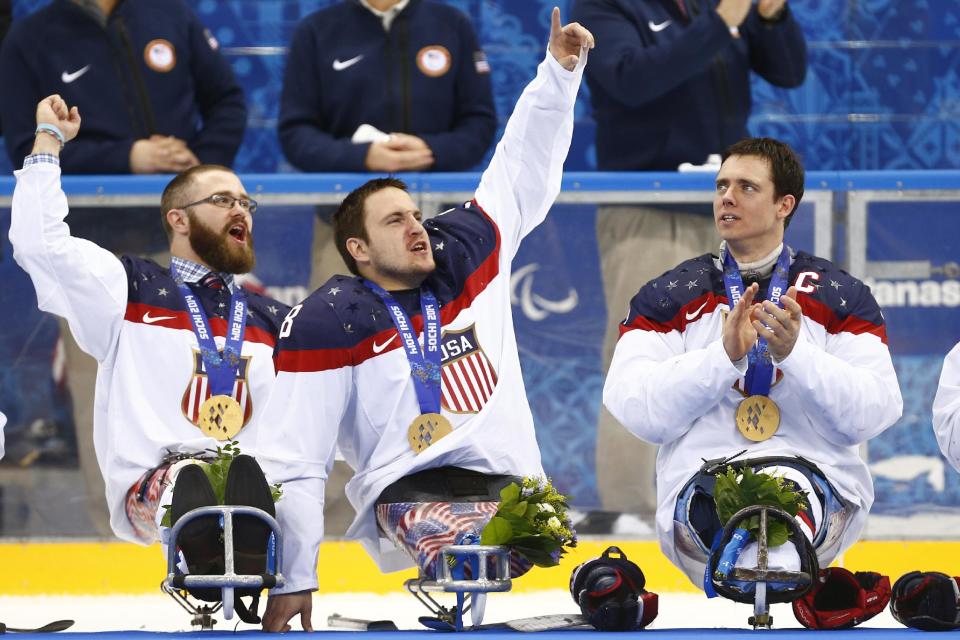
left=9, top=631, right=926, bottom=639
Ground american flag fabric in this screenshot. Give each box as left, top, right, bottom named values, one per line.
left=376, top=501, right=531, bottom=579
left=124, top=461, right=177, bottom=544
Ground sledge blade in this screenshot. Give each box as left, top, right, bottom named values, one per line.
left=327, top=613, right=399, bottom=631
left=1, top=620, right=75, bottom=633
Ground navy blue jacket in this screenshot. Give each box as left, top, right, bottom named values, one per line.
left=571, top=0, right=807, bottom=170
left=278, top=0, right=496, bottom=172
left=0, top=0, right=246, bottom=173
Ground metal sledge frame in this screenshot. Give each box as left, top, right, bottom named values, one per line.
left=404, top=544, right=512, bottom=631
left=714, top=505, right=815, bottom=630
left=161, top=505, right=284, bottom=630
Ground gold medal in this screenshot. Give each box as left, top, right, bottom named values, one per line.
left=198, top=394, right=244, bottom=441
left=736, top=395, right=780, bottom=442
left=407, top=413, right=453, bottom=454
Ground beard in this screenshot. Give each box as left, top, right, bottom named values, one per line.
left=187, top=211, right=255, bottom=274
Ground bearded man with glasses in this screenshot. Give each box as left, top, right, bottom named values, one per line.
left=9, top=94, right=290, bottom=619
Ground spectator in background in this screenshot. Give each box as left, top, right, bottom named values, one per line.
left=277, top=0, right=498, bottom=538
left=0, top=0, right=245, bottom=175
left=279, top=0, right=496, bottom=175
left=0, top=0, right=246, bottom=534
left=570, top=0, right=807, bottom=530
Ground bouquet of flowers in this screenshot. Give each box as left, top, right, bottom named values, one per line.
left=161, top=442, right=282, bottom=527
left=479, top=476, right=577, bottom=567
left=713, top=465, right=807, bottom=547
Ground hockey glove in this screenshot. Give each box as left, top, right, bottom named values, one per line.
left=891, top=571, right=960, bottom=631
left=792, top=567, right=890, bottom=629
left=569, top=546, right=658, bottom=631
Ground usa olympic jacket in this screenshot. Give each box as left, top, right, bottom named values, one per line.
left=570, top=0, right=806, bottom=170
left=934, top=342, right=960, bottom=472
left=603, top=250, right=903, bottom=584
left=258, top=51, right=585, bottom=593
left=278, top=0, right=496, bottom=172
left=9, top=161, right=288, bottom=542
left=0, top=0, right=246, bottom=172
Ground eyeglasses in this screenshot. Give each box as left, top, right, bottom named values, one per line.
left=180, top=193, right=258, bottom=214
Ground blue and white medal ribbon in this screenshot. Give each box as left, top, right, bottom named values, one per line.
left=364, top=280, right=452, bottom=453
left=722, top=246, right=791, bottom=441
left=172, top=265, right=248, bottom=440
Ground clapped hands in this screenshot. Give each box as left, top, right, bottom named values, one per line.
left=723, top=284, right=802, bottom=362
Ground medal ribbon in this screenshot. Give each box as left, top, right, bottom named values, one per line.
left=364, top=280, right=442, bottom=415
left=171, top=266, right=248, bottom=397
left=721, top=246, right=791, bottom=397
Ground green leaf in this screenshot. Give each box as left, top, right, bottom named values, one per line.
left=510, top=501, right=529, bottom=518
left=766, top=521, right=789, bottom=547
left=499, top=483, right=521, bottom=505
left=712, top=464, right=808, bottom=547
left=480, top=516, right=513, bottom=545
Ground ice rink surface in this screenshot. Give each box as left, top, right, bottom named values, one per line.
left=0, top=590, right=903, bottom=633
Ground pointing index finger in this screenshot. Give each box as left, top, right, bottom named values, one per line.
left=550, top=6, right=561, bottom=41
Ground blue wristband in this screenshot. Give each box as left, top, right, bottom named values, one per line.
left=35, top=123, right=65, bottom=148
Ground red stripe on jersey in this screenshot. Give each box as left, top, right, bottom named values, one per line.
left=275, top=346, right=353, bottom=373
left=441, top=368, right=465, bottom=412
left=619, top=315, right=674, bottom=336
left=621, top=293, right=725, bottom=337
left=438, top=199, right=502, bottom=325
left=797, top=296, right=888, bottom=344
left=449, top=362, right=475, bottom=412
left=280, top=199, right=503, bottom=373
left=466, top=354, right=492, bottom=400
left=124, top=303, right=277, bottom=347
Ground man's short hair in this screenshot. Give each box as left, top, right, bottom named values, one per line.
left=722, top=137, right=805, bottom=229
left=159, top=164, right=235, bottom=238
left=333, top=177, right=409, bottom=275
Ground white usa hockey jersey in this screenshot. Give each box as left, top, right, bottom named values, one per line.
left=604, top=251, right=903, bottom=585
left=257, top=51, right=585, bottom=593
left=934, top=342, right=960, bottom=472
left=9, top=162, right=289, bottom=542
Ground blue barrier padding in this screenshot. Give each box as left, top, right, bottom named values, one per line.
left=2, top=171, right=960, bottom=198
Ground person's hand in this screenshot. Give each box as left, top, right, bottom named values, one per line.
left=548, top=6, right=595, bottom=71
left=385, top=133, right=431, bottom=152
left=716, top=0, right=752, bottom=29
left=723, top=282, right=759, bottom=362
left=130, top=135, right=200, bottom=174
left=261, top=591, right=314, bottom=632
left=758, top=0, right=787, bottom=20
left=365, top=139, right=434, bottom=172
left=34, top=95, right=81, bottom=152
left=753, top=285, right=802, bottom=361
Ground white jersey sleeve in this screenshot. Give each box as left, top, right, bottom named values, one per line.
left=934, top=342, right=960, bottom=472
left=775, top=326, right=902, bottom=447
left=473, top=49, right=585, bottom=260
left=9, top=162, right=127, bottom=362
left=605, top=329, right=744, bottom=445
left=255, top=300, right=351, bottom=594
left=0, top=410, right=6, bottom=460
